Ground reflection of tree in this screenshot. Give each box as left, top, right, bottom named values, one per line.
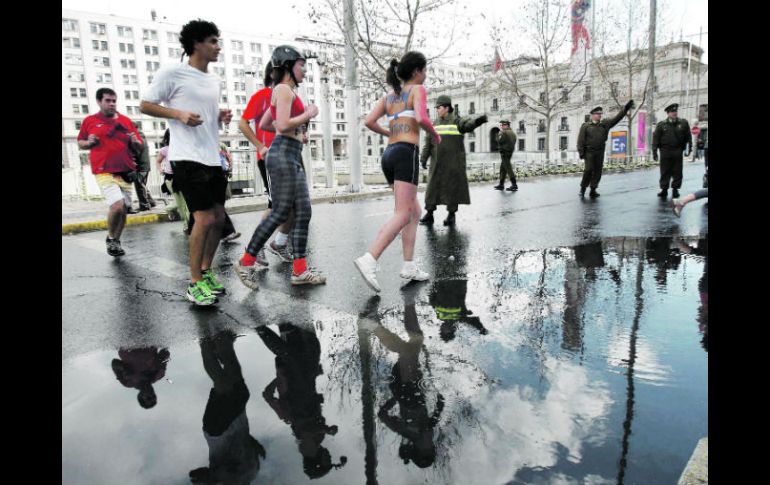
left=111, top=346, right=169, bottom=409
left=190, top=331, right=265, bottom=484
left=616, top=257, right=645, bottom=485
left=257, top=323, right=347, bottom=479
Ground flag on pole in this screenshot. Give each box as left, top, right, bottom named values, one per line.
left=494, top=47, right=503, bottom=73
left=570, top=0, right=592, bottom=81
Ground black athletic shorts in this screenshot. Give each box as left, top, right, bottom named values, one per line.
left=381, top=142, right=419, bottom=186
left=171, top=161, right=227, bottom=213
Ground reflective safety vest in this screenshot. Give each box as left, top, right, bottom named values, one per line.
left=435, top=306, right=461, bottom=321
left=434, top=125, right=461, bottom=136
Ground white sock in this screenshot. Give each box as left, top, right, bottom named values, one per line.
left=402, top=260, right=416, bottom=271
left=275, top=232, right=289, bottom=246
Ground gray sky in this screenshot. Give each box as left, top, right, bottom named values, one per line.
left=62, top=0, right=707, bottom=65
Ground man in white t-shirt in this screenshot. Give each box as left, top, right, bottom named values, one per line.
left=140, top=19, right=232, bottom=306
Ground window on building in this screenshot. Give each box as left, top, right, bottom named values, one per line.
left=492, top=98, right=499, bottom=111
left=93, top=57, right=110, bottom=67
left=469, top=142, right=475, bottom=153
left=335, top=89, right=344, bottom=97
left=239, top=140, right=250, bottom=148
left=221, top=95, right=228, bottom=103
left=336, top=113, right=345, bottom=120
left=118, top=26, right=133, bottom=37
left=143, top=29, right=158, bottom=40
left=519, top=95, right=526, bottom=107
left=561, top=89, right=569, bottom=103
left=560, top=136, right=568, bottom=150
left=62, top=19, right=79, bottom=31
left=65, top=54, right=83, bottom=65
left=90, top=22, right=106, bottom=35
left=698, top=104, right=708, bottom=121
left=611, top=81, right=619, bottom=97
left=518, top=139, right=525, bottom=151
left=62, top=37, right=80, bottom=48
left=367, top=148, right=372, bottom=156
left=518, top=120, right=525, bottom=133
left=75, top=121, right=82, bottom=130
left=119, top=43, right=134, bottom=53
left=538, top=120, right=546, bottom=133
left=538, top=138, right=545, bottom=151
left=539, top=92, right=546, bottom=104
left=120, top=59, right=136, bottom=69
left=231, top=40, right=243, bottom=51
left=584, top=85, right=592, bottom=101
left=250, top=42, right=261, bottom=52
left=469, top=102, right=475, bottom=114
left=145, top=45, right=159, bottom=56
left=68, top=71, right=85, bottom=82
left=560, top=117, right=569, bottom=130
left=92, top=40, right=108, bottom=51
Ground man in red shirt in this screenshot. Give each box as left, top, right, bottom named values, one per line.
left=238, top=63, right=293, bottom=267
left=78, top=88, right=144, bottom=256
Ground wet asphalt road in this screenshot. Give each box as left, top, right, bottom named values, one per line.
left=62, top=164, right=708, bottom=485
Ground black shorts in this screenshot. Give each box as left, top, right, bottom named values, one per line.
left=381, top=142, right=419, bottom=186
left=257, top=158, right=272, bottom=209
left=171, top=161, right=227, bottom=213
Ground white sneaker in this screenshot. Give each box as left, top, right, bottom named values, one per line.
left=400, top=264, right=429, bottom=282
left=234, top=261, right=261, bottom=290
left=354, top=254, right=381, bottom=292
left=291, top=269, right=327, bottom=285
left=672, top=198, right=684, bottom=218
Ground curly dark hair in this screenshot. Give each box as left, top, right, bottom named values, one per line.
left=178, top=19, right=220, bottom=56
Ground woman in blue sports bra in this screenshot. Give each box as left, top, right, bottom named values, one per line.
left=354, top=51, right=441, bottom=293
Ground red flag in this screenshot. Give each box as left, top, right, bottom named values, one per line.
left=494, top=48, right=503, bottom=72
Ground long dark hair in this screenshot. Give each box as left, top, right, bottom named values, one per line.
left=271, top=64, right=292, bottom=86
left=263, top=62, right=273, bottom=87
left=386, top=51, right=427, bottom=95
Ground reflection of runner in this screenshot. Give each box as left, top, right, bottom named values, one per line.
left=373, top=288, right=444, bottom=468
left=190, top=331, right=265, bottom=484
left=258, top=323, right=346, bottom=478
left=111, top=347, right=170, bottom=409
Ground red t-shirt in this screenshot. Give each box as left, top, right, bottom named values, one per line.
left=243, top=88, right=275, bottom=161
left=78, top=112, right=140, bottom=174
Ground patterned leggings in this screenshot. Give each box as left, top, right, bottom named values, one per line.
left=245, top=136, right=311, bottom=259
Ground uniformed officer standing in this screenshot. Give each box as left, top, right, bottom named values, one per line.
left=419, top=95, right=487, bottom=226
left=576, top=100, right=634, bottom=197
left=494, top=120, right=518, bottom=191
left=652, top=103, right=692, bottom=198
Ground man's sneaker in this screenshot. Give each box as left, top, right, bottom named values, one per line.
left=201, top=269, right=225, bottom=295
left=255, top=247, right=269, bottom=267
left=187, top=281, right=217, bottom=306
left=672, top=198, right=684, bottom=218
left=589, top=190, right=600, bottom=198
left=672, top=189, right=680, bottom=198
left=506, top=185, right=518, bottom=191
left=106, top=238, right=125, bottom=257
left=493, top=184, right=505, bottom=190
left=234, top=261, right=261, bottom=290
left=354, top=254, right=381, bottom=292
left=291, top=269, right=327, bottom=285
left=657, top=189, right=668, bottom=198
left=443, top=212, right=456, bottom=226
left=580, top=187, right=586, bottom=197
left=400, top=264, right=430, bottom=282
left=267, top=241, right=293, bottom=263
left=221, top=231, right=241, bottom=243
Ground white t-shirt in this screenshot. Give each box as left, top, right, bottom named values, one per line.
left=143, top=63, right=221, bottom=167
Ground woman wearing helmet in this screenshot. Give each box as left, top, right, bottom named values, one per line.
left=235, top=45, right=325, bottom=289
left=354, top=51, right=441, bottom=292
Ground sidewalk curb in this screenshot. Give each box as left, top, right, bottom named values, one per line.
left=678, top=437, right=708, bottom=485
left=62, top=189, right=396, bottom=235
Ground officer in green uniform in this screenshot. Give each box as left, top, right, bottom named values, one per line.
left=494, top=120, right=518, bottom=191
left=419, top=95, right=488, bottom=226
left=576, top=100, right=634, bottom=198
left=652, top=103, right=692, bottom=198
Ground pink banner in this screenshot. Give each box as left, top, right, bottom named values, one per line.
left=637, top=112, right=646, bottom=151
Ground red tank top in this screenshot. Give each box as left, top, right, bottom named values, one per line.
left=270, top=92, right=305, bottom=120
